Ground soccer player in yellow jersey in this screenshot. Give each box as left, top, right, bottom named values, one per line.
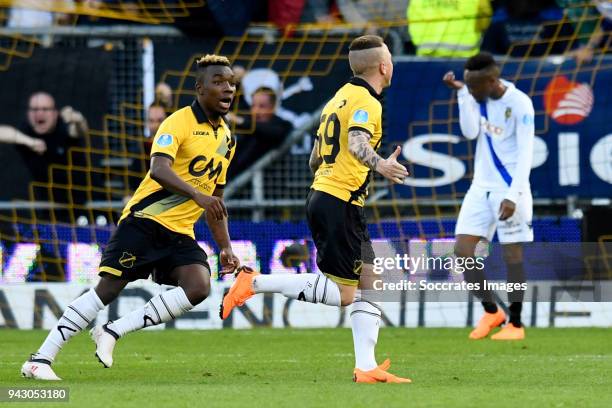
left=21, top=55, right=240, bottom=380
left=220, top=36, right=411, bottom=383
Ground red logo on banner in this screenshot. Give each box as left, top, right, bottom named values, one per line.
left=543, top=76, right=593, bottom=125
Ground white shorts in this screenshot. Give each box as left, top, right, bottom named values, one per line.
left=455, top=185, right=534, bottom=243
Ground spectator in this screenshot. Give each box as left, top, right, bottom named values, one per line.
left=407, top=0, right=492, bottom=57
left=143, top=102, right=168, bottom=158
left=231, top=65, right=250, bottom=113
left=573, top=0, right=611, bottom=64
left=0, top=91, right=87, bottom=183
left=155, top=82, right=173, bottom=109
left=227, top=87, right=293, bottom=178
left=0, top=92, right=87, bottom=282
left=481, top=0, right=575, bottom=57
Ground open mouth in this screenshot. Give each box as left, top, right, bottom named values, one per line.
left=218, top=97, right=232, bottom=110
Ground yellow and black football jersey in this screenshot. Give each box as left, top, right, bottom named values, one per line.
left=120, top=100, right=236, bottom=238
left=311, top=77, right=383, bottom=206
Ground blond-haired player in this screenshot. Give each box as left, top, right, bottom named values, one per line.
left=22, top=55, right=240, bottom=380
left=221, top=35, right=411, bottom=383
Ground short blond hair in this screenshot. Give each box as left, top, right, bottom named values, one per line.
left=348, top=36, right=387, bottom=76
left=196, top=54, right=231, bottom=69
left=349, top=35, right=384, bottom=51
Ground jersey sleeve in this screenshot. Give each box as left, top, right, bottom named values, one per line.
left=216, top=136, right=236, bottom=188
left=149, top=113, right=184, bottom=161
left=457, top=86, right=481, bottom=140
left=347, top=98, right=382, bottom=138
left=505, top=97, right=535, bottom=203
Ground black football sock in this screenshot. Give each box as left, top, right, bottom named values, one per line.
left=482, top=301, right=498, bottom=314
left=463, top=265, right=495, bottom=305
left=509, top=302, right=523, bottom=327
left=507, top=262, right=525, bottom=327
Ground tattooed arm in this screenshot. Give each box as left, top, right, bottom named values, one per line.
left=347, top=129, right=381, bottom=170
left=348, top=129, right=409, bottom=184
left=309, top=136, right=323, bottom=174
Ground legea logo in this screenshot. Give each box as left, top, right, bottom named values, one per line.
left=544, top=76, right=593, bottom=125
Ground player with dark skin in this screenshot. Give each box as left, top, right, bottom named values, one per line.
left=94, top=64, right=240, bottom=307
left=443, top=68, right=522, bottom=276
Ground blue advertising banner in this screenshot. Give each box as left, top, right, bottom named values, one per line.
left=386, top=57, right=612, bottom=198
left=0, top=218, right=580, bottom=283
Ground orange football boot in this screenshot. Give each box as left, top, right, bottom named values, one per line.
left=378, top=358, right=391, bottom=371
left=219, top=266, right=260, bottom=320
left=353, top=365, right=412, bottom=384
left=491, top=324, right=525, bottom=340
left=469, top=309, right=506, bottom=339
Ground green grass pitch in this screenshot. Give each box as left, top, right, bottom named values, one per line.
left=1, top=328, right=610, bottom=407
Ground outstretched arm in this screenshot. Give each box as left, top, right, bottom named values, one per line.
left=347, top=129, right=382, bottom=170
left=0, top=125, right=46, bottom=153
left=347, top=129, right=408, bottom=184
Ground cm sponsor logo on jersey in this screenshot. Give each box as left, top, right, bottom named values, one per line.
left=188, top=155, right=223, bottom=181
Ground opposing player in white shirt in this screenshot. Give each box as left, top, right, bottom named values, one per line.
left=443, top=52, right=535, bottom=341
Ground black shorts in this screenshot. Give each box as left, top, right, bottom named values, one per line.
left=306, top=190, right=375, bottom=286
left=99, top=216, right=209, bottom=286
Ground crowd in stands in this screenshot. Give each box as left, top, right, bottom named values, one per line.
left=4, top=1, right=610, bottom=59
left=1, top=0, right=609, bottom=203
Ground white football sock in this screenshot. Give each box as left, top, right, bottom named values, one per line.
left=107, top=287, right=193, bottom=337
left=351, top=296, right=381, bottom=371
left=252, top=273, right=341, bottom=306
left=35, top=288, right=104, bottom=362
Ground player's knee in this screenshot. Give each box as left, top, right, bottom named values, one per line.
left=95, top=276, right=128, bottom=305
left=339, top=290, right=355, bottom=306
left=184, top=279, right=210, bottom=305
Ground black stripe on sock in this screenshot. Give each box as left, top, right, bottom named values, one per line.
left=159, top=294, right=175, bottom=320
left=56, top=325, right=77, bottom=341
left=354, top=299, right=382, bottom=314
left=313, top=275, right=320, bottom=304
left=149, top=301, right=162, bottom=323
left=102, top=322, right=120, bottom=340
left=350, top=310, right=381, bottom=318
left=68, top=305, right=91, bottom=324
left=322, top=277, right=328, bottom=304
left=30, top=355, right=52, bottom=365
left=61, top=315, right=83, bottom=331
